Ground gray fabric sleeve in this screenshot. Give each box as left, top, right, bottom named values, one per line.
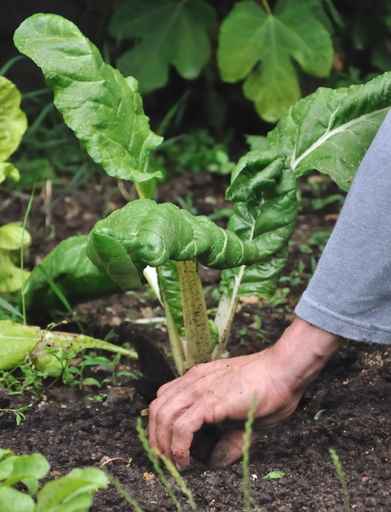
left=295, top=111, right=391, bottom=344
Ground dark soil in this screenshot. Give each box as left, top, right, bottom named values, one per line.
left=1, top=173, right=391, bottom=511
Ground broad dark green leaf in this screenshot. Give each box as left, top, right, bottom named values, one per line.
left=110, top=0, right=216, bottom=93
left=14, top=14, right=163, bottom=183
left=218, top=0, right=333, bottom=121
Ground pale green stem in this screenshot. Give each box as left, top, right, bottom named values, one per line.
left=213, top=264, right=246, bottom=359
left=164, top=299, right=185, bottom=375
left=21, top=190, right=34, bottom=324
left=261, top=0, right=272, bottom=15
left=39, top=330, right=138, bottom=359
left=176, top=260, right=212, bottom=368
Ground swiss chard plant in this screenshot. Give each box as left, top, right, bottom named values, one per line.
left=0, top=448, right=108, bottom=512
left=8, top=13, right=391, bottom=385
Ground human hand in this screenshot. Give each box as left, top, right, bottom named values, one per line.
left=148, top=318, right=338, bottom=469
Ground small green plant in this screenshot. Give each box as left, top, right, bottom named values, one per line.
left=156, top=129, right=234, bottom=175
left=0, top=448, right=108, bottom=512
left=0, top=223, right=31, bottom=294
left=0, top=404, right=31, bottom=426
left=242, top=400, right=261, bottom=512
left=329, top=448, right=351, bottom=512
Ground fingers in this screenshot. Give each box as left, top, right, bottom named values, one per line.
left=148, top=390, right=193, bottom=457
left=156, top=361, right=227, bottom=398
left=170, top=403, right=206, bottom=469
left=210, top=429, right=245, bottom=467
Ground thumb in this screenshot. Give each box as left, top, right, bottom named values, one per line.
left=209, top=429, right=245, bottom=467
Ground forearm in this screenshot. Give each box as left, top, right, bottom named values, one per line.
left=271, top=318, right=338, bottom=391
left=296, top=111, right=391, bottom=344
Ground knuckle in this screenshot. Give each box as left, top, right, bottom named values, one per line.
left=156, top=408, right=171, bottom=426
left=157, top=383, right=170, bottom=397
left=172, top=418, right=188, bottom=438
left=149, top=399, right=160, bottom=417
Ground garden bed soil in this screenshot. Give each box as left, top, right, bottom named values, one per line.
left=1, top=174, right=391, bottom=510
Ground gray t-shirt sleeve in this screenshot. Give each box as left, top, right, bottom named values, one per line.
left=295, top=111, right=391, bottom=344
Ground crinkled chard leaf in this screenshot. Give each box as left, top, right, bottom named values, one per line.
left=88, top=196, right=295, bottom=272
left=110, top=0, right=216, bottom=93
left=14, top=13, right=163, bottom=183
left=218, top=0, right=333, bottom=121
left=280, top=72, right=391, bottom=190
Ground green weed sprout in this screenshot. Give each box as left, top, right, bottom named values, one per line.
left=329, top=448, right=351, bottom=512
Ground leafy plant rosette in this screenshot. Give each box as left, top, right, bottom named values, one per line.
left=0, top=448, right=108, bottom=512
left=9, top=13, right=391, bottom=384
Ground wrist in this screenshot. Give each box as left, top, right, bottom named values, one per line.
left=271, top=317, right=339, bottom=391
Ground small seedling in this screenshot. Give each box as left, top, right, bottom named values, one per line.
left=329, top=448, right=351, bottom=512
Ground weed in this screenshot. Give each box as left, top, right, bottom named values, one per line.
left=329, top=448, right=351, bottom=512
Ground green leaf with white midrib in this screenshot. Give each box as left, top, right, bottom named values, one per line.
left=14, top=14, right=162, bottom=183
left=291, top=108, right=390, bottom=171
left=279, top=72, right=391, bottom=189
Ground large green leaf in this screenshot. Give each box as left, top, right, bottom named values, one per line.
left=0, top=77, right=27, bottom=163
left=218, top=0, right=333, bottom=122
left=110, top=0, right=216, bottom=93
left=23, top=235, right=141, bottom=319
left=36, top=467, right=109, bottom=512
left=14, top=14, right=162, bottom=183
